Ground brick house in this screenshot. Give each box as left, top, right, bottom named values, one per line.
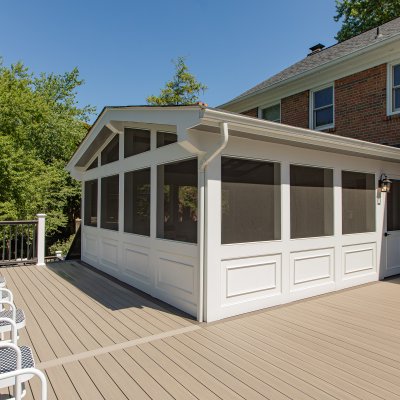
left=219, top=18, right=400, bottom=147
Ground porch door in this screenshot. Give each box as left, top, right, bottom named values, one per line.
left=385, top=179, right=400, bottom=277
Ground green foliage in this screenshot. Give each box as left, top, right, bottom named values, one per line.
left=48, top=233, right=75, bottom=257
left=0, top=59, right=94, bottom=237
left=334, top=0, right=400, bottom=42
left=147, top=57, right=207, bottom=105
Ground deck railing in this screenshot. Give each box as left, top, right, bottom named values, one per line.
left=0, top=214, right=46, bottom=267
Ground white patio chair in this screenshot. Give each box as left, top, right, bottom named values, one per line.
left=0, top=301, right=26, bottom=342
left=1, top=288, right=13, bottom=309
left=0, top=318, right=47, bottom=400
left=0, top=276, right=6, bottom=288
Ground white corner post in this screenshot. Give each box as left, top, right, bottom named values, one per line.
left=36, top=214, right=46, bottom=267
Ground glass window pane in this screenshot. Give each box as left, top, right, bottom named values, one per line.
left=387, top=180, right=400, bottom=231
left=157, top=159, right=198, bottom=243
left=86, top=158, right=98, bottom=171
left=393, top=64, right=400, bottom=87
left=101, top=135, right=119, bottom=165
left=84, top=180, right=98, bottom=227
left=124, top=128, right=150, bottom=158
left=314, top=107, right=333, bottom=128
left=221, top=157, right=281, bottom=244
left=342, top=171, right=375, bottom=234
left=290, top=165, right=333, bottom=239
left=157, top=131, right=177, bottom=148
left=314, top=86, right=333, bottom=109
left=261, top=104, right=281, bottom=122
left=124, top=168, right=151, bottom=236
left=394, top=88, right=400, bottom=111
left=101, top=175, right=119, bottom=231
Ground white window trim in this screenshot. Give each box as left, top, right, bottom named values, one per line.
left=387, top=61, right=400, bottom=116
left=309, top=83, right=335, bottom=131
left=258, top=101, right=281, bottom=123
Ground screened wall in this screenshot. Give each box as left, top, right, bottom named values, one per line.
left=387, top=179, right=400, bottom=231
left=101, top=135, right=119, bottom=165
left=157, top=159, right=198, bottom=243
left=124, top=128, right=151, bottom=158
left=290, top=165, right=333, bottom=239
left=101, top=175, right=119, bottom=231
left=221, top=157, right=281, bottom=244
left=342, top=171, right=375, bottom=234
left=84, top=180, right=98, bottom=227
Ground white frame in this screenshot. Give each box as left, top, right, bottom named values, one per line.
left=309, top=83, right=335, bottom=130
left=387, top=60, right=400, bottom=116
left=258, top=101, right=281, bottom=123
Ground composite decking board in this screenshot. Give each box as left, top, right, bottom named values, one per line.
left=34, top=265, right=143, bottom=343
left=189, top=329, right=331, bottom=400
left=123, top=346, right=198, bottom=400
left=245, top=311, right=400, bottom=385
left=49, top=262, right=190, bottom=333
left=224, top=316, right=399, bottom=399
left=267, top=304, right=400, bottom=361
left=163, top=336, right=272, bottom=400
left=150, top=339, right=245, bottom=400
left=18, top=266, right=113, bottom=350
left=137, top=342, right=221, bottom=400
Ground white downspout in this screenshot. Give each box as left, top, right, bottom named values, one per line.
left=198, top=121, right=229, bottom=322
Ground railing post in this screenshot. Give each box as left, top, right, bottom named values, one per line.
left=36, top=214, right=46, bottom=266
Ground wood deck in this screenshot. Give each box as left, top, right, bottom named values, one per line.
left=1, top=262, right=400, bottom=399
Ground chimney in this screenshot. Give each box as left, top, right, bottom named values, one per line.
left=308, top=43, right=325, bottom=56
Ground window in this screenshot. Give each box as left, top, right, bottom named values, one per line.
left=290, top=165, right=333, bottom=239
left=387, top=180, right=400, bottom=231
left=221, top=157, right=281, bottom=244
left=157, top=131, right=177, bottom=148
left=342, top=171, right=375, bottom=234
left=86, top=158, right=98, bottom=171
left=157, top=159, right=198, bottom=243
left=261, top=103, right=281, bottom=123
left=124, top=128, right=150, bottom=158
left=84, top=180, right=98, bottom=227
left=311, top=85, right=334, bottom=129
left=101, top=135, right=119, bottom=165
left=124, top=168, right=151, bottom=236
left=101, top=175, right=119, bottom=231
left=390, top=63, right=400, bottom=113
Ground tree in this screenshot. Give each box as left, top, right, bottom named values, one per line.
left=147, top=57, right=207, bottom=105
left=334, top=0, right=400, bottom=42
left=0, top=60, right=94, bottom=241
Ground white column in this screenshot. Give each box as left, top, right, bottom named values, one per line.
left=36, top=213, right=46, bottom=266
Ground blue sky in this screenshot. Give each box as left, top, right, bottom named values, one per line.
left=1, top=1, right=339, bottom=121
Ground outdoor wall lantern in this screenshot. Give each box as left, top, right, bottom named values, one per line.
left=379, top=174, right=392, bottom=193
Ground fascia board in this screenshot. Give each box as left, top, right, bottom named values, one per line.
left=198, top=109, right=400, bottom=163
left=220, top=34, right=400, bottom=113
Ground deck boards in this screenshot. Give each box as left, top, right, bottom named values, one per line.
left=1, top=262, right=399, bottom=399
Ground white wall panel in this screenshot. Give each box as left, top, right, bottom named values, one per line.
left=343, top=242, right=376, bottom=278
left=122, top=243, right=151, bottom=290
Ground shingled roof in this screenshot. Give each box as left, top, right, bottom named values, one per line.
left=227, top=17, right=400, bottom=104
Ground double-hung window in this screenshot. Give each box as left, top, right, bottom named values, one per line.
left=389, top=63, right=400, bottom=114
left=311, top=85, right=334, bottom=130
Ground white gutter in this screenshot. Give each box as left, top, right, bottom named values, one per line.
left=197, top=121, right=229, bottom=322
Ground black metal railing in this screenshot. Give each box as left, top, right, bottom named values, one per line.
left=0, top=220, right=38, bottom=266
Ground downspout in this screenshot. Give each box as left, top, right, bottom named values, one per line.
left=198, top=121, right=229, bottom=322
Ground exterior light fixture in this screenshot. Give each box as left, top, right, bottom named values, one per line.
left=379, top=174, right=392, bottom=193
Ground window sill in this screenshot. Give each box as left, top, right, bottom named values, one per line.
left=385, top=113, right=400, bottom=121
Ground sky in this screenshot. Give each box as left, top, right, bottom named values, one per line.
left=1, top=1, right=339, bottom=122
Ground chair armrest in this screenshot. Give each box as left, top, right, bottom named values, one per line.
left=0, top=288, right=13, bottom=303
left=0, top=300, right=16, bottom=322
left=0, top=317, right=18, bottom=344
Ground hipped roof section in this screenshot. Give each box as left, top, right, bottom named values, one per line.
left=67, top=105, right=400, bottom=176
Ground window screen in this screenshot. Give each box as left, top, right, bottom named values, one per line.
left=221, top=157, right=281, bottom=244
left=86, top=158, right=98, bottom=171
left=101, top=135, right=119, bottom=165
left=124, top=128, right=150, bottom=158
left=101, top=175, right=119, bottom=231
left=312, top=86, right=334, bottom=129
left=124, top=168, right=151, bottom=236
left=387, top=180, right=400, bottom=231
left=157, top=159, right=198, bottom=243
left=157, top=131, right=177, bottom=148
left=84, top=180, right=98, bottom=227
left=261, top=104, right=281, bottom=123
left=392, top=64, right=400, bottom=112
left=290, top=165, right=333, bottom=239
left=342, top=171, right=375, bottom=234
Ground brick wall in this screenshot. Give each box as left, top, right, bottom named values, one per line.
left=281, top=91, right=309, bottom=129
left=276, top=63, right=400, bottom=146
left=241, top=107, right=258, bottom=118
